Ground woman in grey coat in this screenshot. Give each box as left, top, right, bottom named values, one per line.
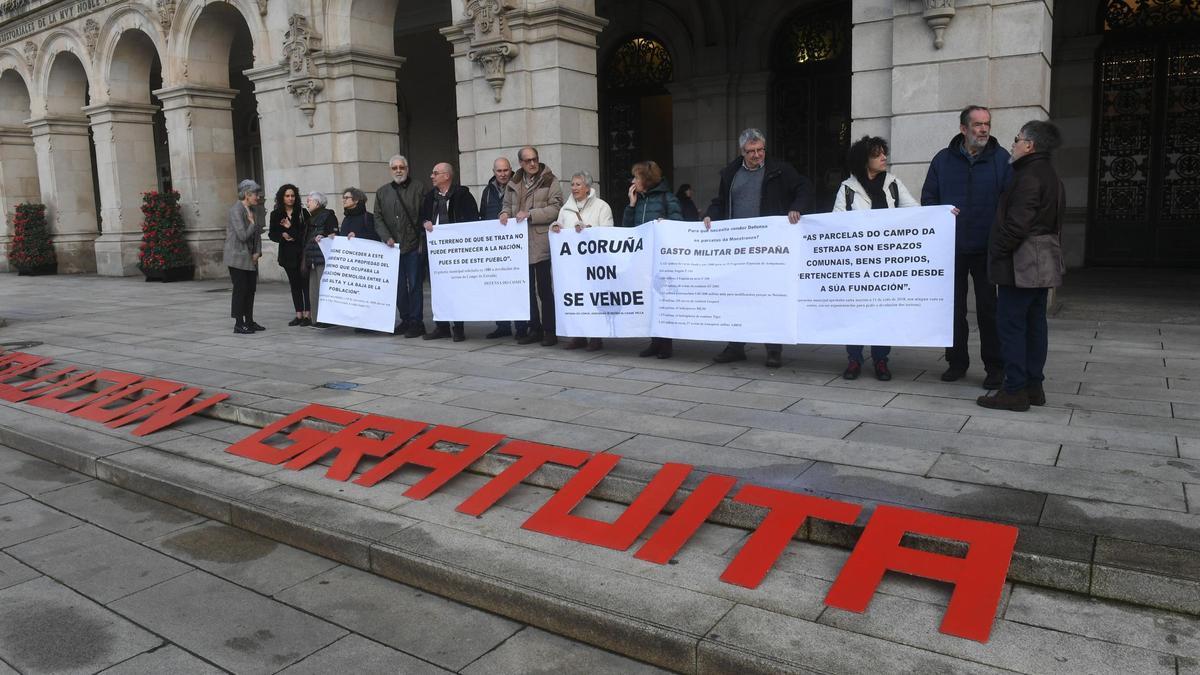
left=225, top=179, right=265, bottom=334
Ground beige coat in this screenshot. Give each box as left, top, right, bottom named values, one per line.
left=501, top=164, right=564, bottom=264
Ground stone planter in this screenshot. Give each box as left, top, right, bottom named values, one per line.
left=140, top=265, right=195, bottom=283
left=16, top=263, right=57, bottom=276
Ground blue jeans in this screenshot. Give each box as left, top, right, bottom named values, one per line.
left=846, top=345, right=890, bottom=363
left=397, top=249, right=423, bottom=324
left=996, top=285, right=1049, bottom=393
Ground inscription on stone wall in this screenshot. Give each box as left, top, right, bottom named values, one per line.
left=0, top=0, right=115, bottom=47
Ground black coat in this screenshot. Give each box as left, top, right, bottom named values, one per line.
left=267, top=207, right=310, bottom=268
left=988, top=152, right=1065, bottom=288
left=920, top=135, right=1013, bottom=254
left=339, top=205, right=380, bottom=240
left=705, top=157, right=812, bottom=220
left=420, top=184, right=479, bottom=225
left=303, top=208, right=339, bottom=266
left=479, top=177, right=506, bottom=220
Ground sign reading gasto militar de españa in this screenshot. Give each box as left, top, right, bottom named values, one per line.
left=0, top=349, right=1019, bottom=643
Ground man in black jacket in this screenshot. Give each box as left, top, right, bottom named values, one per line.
left=420, top=162, right=479, bottom=342
left=703, top=128, right=812, bottom=368
left=374, top=155, right=426, bottom=338
left=977, top=121, right=1065, bottom=412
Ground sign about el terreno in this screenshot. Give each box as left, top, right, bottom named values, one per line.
left=545, top=207, right=955, bottom=346
left=0, top=349, right=1017, bottom=643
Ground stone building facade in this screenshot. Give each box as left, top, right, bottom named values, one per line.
left=0, top=0, right=1195, bottom=278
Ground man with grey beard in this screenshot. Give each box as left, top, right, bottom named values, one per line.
left=921, top=105, right=1012, bottom=389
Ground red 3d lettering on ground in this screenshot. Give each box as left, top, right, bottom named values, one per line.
left=0, top=351, right=1018, bottom=642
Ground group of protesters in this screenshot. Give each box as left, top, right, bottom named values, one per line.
left=223, top=103, right=1064, bottom=413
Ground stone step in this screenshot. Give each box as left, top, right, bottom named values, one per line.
left=0, top=399, right=1196, bottom=673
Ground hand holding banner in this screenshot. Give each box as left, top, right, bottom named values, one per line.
left=316, top=236, right=400, bottom=332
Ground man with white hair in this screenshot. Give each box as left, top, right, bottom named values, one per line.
left=375, top=154, right=427, bottom=338
left=703, top=128, right=812, bottom=368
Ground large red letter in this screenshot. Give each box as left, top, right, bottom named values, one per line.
left=633, top=473, right=739, bottom=564
left=720, top=486, right=861, bottom=589
left=226, top=404, right=362, bottom=464
left=521, top=455, right=693, bottom=551
left=456, top=440, right=590, bottom=516
left=824, top=505, right=1017, bottom=643
left=70, top=379, right=187, bottom=423
left=105, top=389, right=229, bottom=436
left=353, top=426, right=504, bottom=498
left=0, top=368, right=88, bottom=402
left=283, top=415, right=427, bottom=481
left=26, top=370, right=143, bottom=413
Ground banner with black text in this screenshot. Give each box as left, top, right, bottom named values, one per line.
left=426, top=219, right=530, bottom=322
left=317, top=236, right=400, bottom=332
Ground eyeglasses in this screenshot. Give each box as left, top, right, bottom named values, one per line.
left=520, top=157, right=539, bottom=164
left=431, top=170, right=449, bottom=176
left=1013, top=136, right=1032, bottom=145
left=342, top=195, right=354, bottom=200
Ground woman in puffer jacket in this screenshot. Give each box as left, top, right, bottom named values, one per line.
left=552, top=170, right=614, bottom=351
left=832, top=135, right=918, bottom=382
left=622, top=160, right=683, bottom=359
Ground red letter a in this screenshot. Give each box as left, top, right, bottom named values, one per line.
left=824, top=505, right=1018, bottom=643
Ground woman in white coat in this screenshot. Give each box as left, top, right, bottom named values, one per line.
left=552, top=171, right=615, bottom=351
left=833, top=135, right=919, bottom=381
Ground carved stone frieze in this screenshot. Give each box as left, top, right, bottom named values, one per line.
left=22, top=40, right=36, bottom=69
left=923, top=0, right=956, bottom=50
left=469, top=43, right=519, bottom=103
left=462, top=0, right=518, bottom=103
left=156, top=0, right=175, bottom=33
left=82, top=18, right=99, bottom=59
left=281, top=14, right=324, bottom=126
left=287, top=78, right=323, bottom=127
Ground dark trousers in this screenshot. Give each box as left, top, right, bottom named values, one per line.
left=397, top=250, right=423, bottom=324
left=435, top=321, right=465, bottom=333
left=725, top=342, right=782, bottom=355
left=996, top=285, right=1049, bottom=394
left=948, top=252, right=1002, bottom=372
left=525, top=260, right=554, bottom=336
left=846, top=345, right=891, bottom=363
left=283, top=266, right=309, bottom=312
left=228, top=267, right=258, bottom=324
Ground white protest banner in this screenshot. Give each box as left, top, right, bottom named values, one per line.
left=425, top=219, right=529, bottom=321
left=651, top=217, right=800, bottom=344
left=550, top=223, right=653, bottom=337
left=316, top=236, right=400, bottom=332
left=796, top=205, right=955, bottom=347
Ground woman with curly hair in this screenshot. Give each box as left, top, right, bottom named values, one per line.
left=268, top=183, right=313, bottom=326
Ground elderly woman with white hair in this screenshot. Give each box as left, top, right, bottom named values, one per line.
left=551, top=170, right=614, bottom=351
left=225, top=178, right=265, bottom=334
left=303, top=191, right=340, bottom=328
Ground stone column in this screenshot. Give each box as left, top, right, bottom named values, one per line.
left=442, top=1, right=607, bottom=195
left=26, top=116, right=98, bottom=273
left=84, top=102, right=160, bottom=276
left=153, top=85, right=238, bottom=279
left=853, top=0, right=1053, bottom=191
left=0, top=125, right=40, bottom=273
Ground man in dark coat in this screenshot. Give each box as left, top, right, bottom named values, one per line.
left=374, top=154, right=426, bottom=338
left=703, top=128, right=812, bottom=368
left=421, top=162, right=479, bottom=342
left=921, top=105, right=1012, bottom=388
left=479, top=156, right=516, bottom=339
left=977, top=120, right=1065, bottom=412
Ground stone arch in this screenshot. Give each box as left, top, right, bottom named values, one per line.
left=97, top=7, right=167, bottom=102
left=738, top=0, right=826, bottom=73
left=34, top=31, right=99, bottom=115
left=0, top=50, right=33, bottom=107
left=168, top=0, right=268, bottom=86
left=324, top=0, right=399, bottom=53
left=598, top=1, right=694, bottom=81
left=0, top=61, right=32, bottom=121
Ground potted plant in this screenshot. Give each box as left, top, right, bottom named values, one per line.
left=8, top=203, right=57, bottom=276
left=138, top=189, right=194, bottom=282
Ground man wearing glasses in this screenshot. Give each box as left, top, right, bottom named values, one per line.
left=421, top=162, right=479, bottom=342
left=498, top=146, right=564, bottom=346
left=374, top=155, right=427, bottom=338
left=977, top=121, right=1065, bottom=412
left=921, top=105, right=1012, bottom=389
left=480, top=156, right=517, bottom=339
